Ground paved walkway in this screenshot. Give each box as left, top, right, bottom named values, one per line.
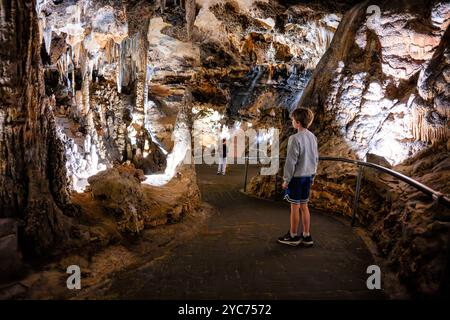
left=102, top=165, right=385, bottom=299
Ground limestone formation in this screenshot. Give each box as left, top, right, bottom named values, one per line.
left=87, top=163, right=200, bottom=233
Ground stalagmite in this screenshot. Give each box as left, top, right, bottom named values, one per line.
left=266, top=43, right=275, bottom=62
left=82, top=69, right=90, bottom=115
left=185, top=0, right=196, bottom=40
left=43, top=25, right=52, bottom=56
left=71, top=46, right=76, bottom=95
left=117, top=42, right=123, bottom=93
left=145, top=99, right=169, bottom=155
left=144, top=102, right=191, bottom=186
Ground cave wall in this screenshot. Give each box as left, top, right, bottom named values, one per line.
left=301, top=0, right=449, bottom=164
left=0, top=0, right=76, bottom=255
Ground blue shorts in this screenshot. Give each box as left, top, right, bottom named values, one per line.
left=284, top=176, right=314, bottom=204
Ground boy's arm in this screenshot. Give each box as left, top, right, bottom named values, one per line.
left=283, top=136, right=299, bottom=184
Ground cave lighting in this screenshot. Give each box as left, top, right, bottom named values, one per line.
left=142, top=111, right=191, bottom=186
left=220, top=125, right=231, bottom=139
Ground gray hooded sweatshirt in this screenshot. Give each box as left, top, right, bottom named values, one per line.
left=283, top=129, right=319, bottom=184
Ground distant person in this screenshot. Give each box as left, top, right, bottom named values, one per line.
left=278, top=108, right=318, bottom=247
left=217, top=138, right=227, bottom=175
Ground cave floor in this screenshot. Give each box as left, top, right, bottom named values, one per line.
left=89, top=164, right=386, bottom=300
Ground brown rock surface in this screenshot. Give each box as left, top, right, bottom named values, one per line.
left=0, top=0, right=80, bottom=255
left=87, top=163, right=201, bottom=233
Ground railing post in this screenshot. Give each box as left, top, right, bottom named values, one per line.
left=351, top=166, right=364, bottom=227
left=244, top=156, right=249, bottom=193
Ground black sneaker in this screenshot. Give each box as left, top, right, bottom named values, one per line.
left=277, top=231, right=301, bottom=246
left=301, top=234, right=314, bottom=247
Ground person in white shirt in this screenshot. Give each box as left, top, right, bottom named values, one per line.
left=217, top=138, right=227, bottom=175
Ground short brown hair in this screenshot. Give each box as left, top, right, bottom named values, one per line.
left=290, top=107, right=314, bottom=129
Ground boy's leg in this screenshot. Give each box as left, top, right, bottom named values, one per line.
left=278, top=178, right=301, bottom=245
left=290, top=203, right=300, bottom=236
left=278, top=202, right=301, bottom=245
left=300, top=203, right=310, bottom=234
left=298, top=176, right=312, bottom=235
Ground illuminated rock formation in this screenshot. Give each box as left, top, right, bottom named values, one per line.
left=301, top=1, right=449, bottom=164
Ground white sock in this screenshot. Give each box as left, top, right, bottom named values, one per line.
left=303, top=232, right=310, bottom=237
left=290, top=232, right=297, bottom=238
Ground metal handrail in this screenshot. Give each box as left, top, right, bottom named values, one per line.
left=242, top=155, right=450, bottom=225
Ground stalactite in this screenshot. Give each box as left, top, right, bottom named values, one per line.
left=267, top=64, right=274, bottom=83
left=56, top=50, right=69, bottom=85
left=106, top=34, right=144, bottom=93
left=411, top=106, right=449, bottom=144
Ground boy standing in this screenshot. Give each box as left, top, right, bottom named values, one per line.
left=278, top=108, right=318, bottom=247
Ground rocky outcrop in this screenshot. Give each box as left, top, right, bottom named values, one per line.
left=301, top=0, right=449, bottom=164
left=295, top=141, right=450, bottom=298
left=87, top=163, right=201, bottom=233
left=370, top=142, right=449, bottom=297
